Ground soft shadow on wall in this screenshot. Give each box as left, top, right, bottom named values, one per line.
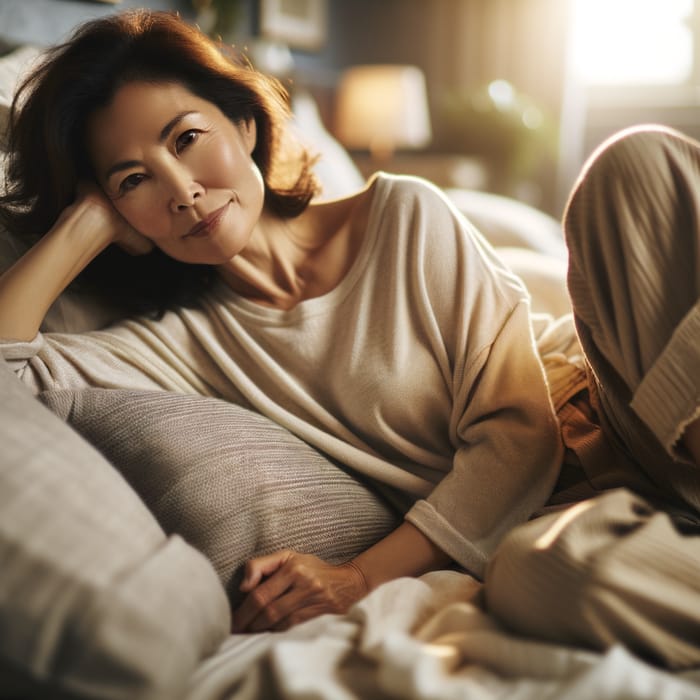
left=291, top=0, right=573, bottom=218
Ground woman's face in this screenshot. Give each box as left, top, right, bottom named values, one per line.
left=87, top=80, right=265, bottom=264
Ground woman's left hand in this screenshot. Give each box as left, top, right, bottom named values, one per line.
left=232, top=550, right=368, bottom=633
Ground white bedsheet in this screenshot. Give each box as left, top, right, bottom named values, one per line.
left=185, top=571, right=700, bottom=700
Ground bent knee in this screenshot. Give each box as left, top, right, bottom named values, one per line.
left=575, top=124, right=697, bottom=188
left=484, top=490, right=655, bottom=646
left=565, top=125, right=700, bottom=240
left=484, top=501, right=595, bottom=639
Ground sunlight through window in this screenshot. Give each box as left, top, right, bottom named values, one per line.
left=572, top=0, right=694, bottom=85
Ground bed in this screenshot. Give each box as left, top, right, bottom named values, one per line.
left=2, top=34, right=700, bottom=700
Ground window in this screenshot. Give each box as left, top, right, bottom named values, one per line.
left=571, top=0, right=696, bottom=87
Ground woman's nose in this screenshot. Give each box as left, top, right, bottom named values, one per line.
left=166, top=166, right=204, bottom=212
left=172, top=189, right=202, bottom=212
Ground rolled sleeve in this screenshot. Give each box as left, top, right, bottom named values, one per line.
left=631, top=301, right=700, bottom=461
left=408, top=301, right=562, bottom=579
left=405, top=499, right=489, bottom=577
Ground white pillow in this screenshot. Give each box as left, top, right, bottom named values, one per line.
left=290, top=90, right=365, bottom=199
left=40, top=387, right=401, bottom=605
left=496, top=246, right=571, bottom=318
left=447, top=187, right=567, bottom=260
left=0, top=361, right=230, bottom=699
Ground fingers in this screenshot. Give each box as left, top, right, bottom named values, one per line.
left=235, top=552, right=297, bottom=632
left=75, top=181, right=104, bottom=199
left=74, top=181, right=115, bottom=213
left=239, top=550, right=292, bottom=592
left=240, top=586, right=317, bottom=633
left=232, top=552, right=369, bottom=634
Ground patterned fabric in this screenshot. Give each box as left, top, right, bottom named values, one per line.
left=40, top=387, right=401, bottom=605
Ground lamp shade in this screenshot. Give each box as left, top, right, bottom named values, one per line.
left=334, top=64, right=432, bottom=159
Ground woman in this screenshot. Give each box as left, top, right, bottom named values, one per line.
left=0, top=10, right=561, bottom=632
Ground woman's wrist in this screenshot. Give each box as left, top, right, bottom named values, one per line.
left=58, top=195, right=121, bottom=253
left=344, top=559, right=369, bottom=597
left=351, top=521, right=452, bottom=592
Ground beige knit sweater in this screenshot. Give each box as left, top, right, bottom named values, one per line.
left=1, top=174, right=562, bottom=578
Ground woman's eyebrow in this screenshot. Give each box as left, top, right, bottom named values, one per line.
left=104, top=110, right=197, bottom=181
left=159, top=110, right=196, bottom=142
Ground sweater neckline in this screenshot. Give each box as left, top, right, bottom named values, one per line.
left=214, top=173, right=391, bottom=323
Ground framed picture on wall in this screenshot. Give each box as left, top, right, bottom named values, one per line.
left=260, top=0, right=327, bottom=51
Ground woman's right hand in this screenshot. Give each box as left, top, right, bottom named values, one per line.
left=68, top=183, right=154, bottom=256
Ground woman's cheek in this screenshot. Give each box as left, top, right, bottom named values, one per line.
left=199, top=147, right=232, bottom=183
left=117, top=198, right=160, bottom=239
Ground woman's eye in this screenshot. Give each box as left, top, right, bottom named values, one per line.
left=119, top=173, right=146, bottom=194
left=176, top=129, right=200, bottom=153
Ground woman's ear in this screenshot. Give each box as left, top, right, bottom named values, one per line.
left=239, top=118, right=257, bottom=155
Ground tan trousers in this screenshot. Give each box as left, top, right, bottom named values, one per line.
left=485, top=126, right=700, bottom=670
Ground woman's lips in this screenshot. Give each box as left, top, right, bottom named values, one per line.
left=185, top=202, right=230, bottom=238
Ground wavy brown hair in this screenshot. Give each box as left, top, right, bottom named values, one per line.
left=0, top=9, right=320, bottom=315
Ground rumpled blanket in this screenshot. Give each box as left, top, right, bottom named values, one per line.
left=185, top=571, right=700, bottom=700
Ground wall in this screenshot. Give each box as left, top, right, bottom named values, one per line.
left=292, top=0, right=572, bottom=215
left=324, top=0, right=569, bottom=118
left=0, top=0, right=193, bottom=47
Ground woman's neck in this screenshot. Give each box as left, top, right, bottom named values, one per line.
left=217, top=186, right=373, bottom=310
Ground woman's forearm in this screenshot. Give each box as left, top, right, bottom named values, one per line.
left=0, top=208, right=110, bottom=341
left=351, top=520, right=453, bottom=591
left=0, top=191, right=132, bottom=342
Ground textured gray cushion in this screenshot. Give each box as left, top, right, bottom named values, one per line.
left=39, top=388, right=402, bottom=605
left=0, top=361, right=229, bottom=700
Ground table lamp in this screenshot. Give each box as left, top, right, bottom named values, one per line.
left=334, top=64, right=432, bottom=164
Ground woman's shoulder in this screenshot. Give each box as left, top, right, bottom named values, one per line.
left=366, top=171, right=450, bottom=204
left=363, top=173, right=463, bottom=236
left=368, top=173, right=523, bottom=287
left=315, top=172, right=451, bottom=217
left=364, top=172, right=478, bottom=247
left=312, top=171, right=475, bottom=256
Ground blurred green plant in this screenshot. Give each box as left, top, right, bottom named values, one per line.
left=435, top=80, right=558, bottom=198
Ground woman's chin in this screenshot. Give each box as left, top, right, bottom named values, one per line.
left=162, top=245, right=241, bottom=267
